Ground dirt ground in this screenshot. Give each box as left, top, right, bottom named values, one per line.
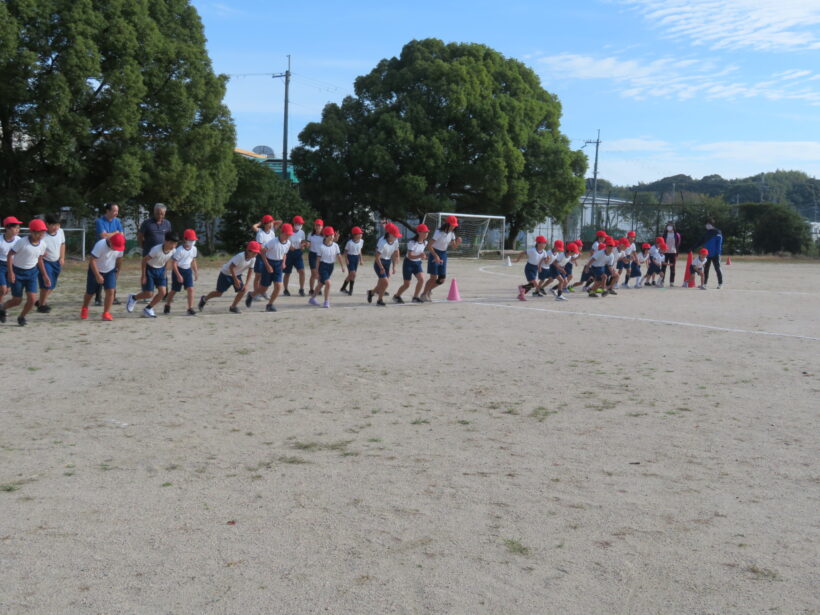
left=1, top=257, right=818, bottom=614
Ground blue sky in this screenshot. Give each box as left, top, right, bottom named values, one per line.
left=191, top=0, right=820, bottom=186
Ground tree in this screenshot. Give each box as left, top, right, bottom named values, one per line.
left=291, top=39, right=586, bottom=246
left=0, top=0, right=236, bottom=221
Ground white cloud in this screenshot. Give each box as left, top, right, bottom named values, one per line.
left=605, top=138, right=671, bottom=152
left=621, top=0, right=820, bottom=52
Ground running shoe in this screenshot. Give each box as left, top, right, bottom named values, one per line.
left=323, top=301, right=330, bottom=308
left=555, top=295, right=568, bottom=301
left=283, top=289, right=291, bottom=296
left=412, top=297, right=424, bottom=303
left=393, top=296, right=404, bottom=304
left=126, top=293, right=137, bottom=312
left=229, top=306, right=241, bottom=314
left=17, top=315, right=26, bottom=326
left=367, top=290, right=374, bottom=303
left=308, top=296, right=320, bottom=306
left=163, top=304, right=171, bottom=314
left=198, top=295, right=206, bottom=311
left=245, top=293, right=254, bottom=308
left=187, top=308, right=196, bottom=316
left=376, top=300, right=386, bottom=306
left=80, top=307, right=89, bottom=320
left=102, top=312, right=113, bottom=321
left=298, top=288, right=306, bottom=297
left=266, top=304, right=277, bottom=312
left=143, top=306, right=156, bottom=318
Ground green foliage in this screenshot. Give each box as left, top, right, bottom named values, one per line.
left=0, top=0, right=236, bottom=221
left=218, top=157, right=311, bottom=252
left=291, top=39, right=586, bottom=245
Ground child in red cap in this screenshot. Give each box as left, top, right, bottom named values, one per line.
left=198, top=242, right=262, bottom=313
left=393, top=223, right=429, bottom=303
left=307, top=218, right=325, bottom=297
left=691, top=248, right=709, bottom=289
left=282, top=215, right=307, bottom=296
left=368, top=223, right=402, bottom=306
left=125, top=231, right=179, bottom=318
left=250, top=214, right=280, bottom=298
left=245, top=223, right=294, bottom=312
left=309, top=227, right=345, bottom=308
left=340, top=226, right=365, bottom=295
left=0, top=216, right=22, bottom=306
left=514, top=235, right=548, bottom=301
left=164, top=229, right=200, bottom=315
left=585, top=238, right=619, bottom=297
left=422, top=215, right=461, bottom=302
left=81, top=233, right=126, bottom=321
left=634, top=243, right=651, bottom=288
left=1, top=219, right=49, bottom=326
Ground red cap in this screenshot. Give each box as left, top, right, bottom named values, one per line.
left=619, top=237, right=630, bottom=246
left=351, top=226, right=363, bottom=235
left=280, top=223, right=294, bottom=236
left=567, top=243, right=579, bottom=253
left=322, top=226, right=335, bottom=236
left=384, top=222, right=402, bottom=238
left=28, top=219, right=47, bottom=232
left=627, top=231, right=636, bottom=237
left=535, top=235, right=547, bottom=244
left=314, top=219, right=324, bottom=226
left=699, top=248, right=709, bottom=255
left=246, top=241, right=262, bottom=253
left=3, top=216, right=22, bottom=226
left=416, top=223, right=429, bottom=233
left=642, top=242, right=651, bottom=249
left=553, top=240, right=564, bottom=250
left=596, top=230, right=606, bottom=237
left=183, top=229, right=198, bottom=241
left=446, top=215, right=459, bottom=228
left=605, top=238, right=616, bottom=247
left=292, top=215, right=304, bottom=224
left=261, top=214, right=274, bottom=224
left=109, top=233, right=126, bottom=251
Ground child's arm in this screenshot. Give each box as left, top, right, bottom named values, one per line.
left=229, top=263, right=242, bottom=290
left=114, top=256, right=122, bottom=279
left=38, top=255, right=50, bottom=288
left=514, top=250, right=527, bottom=263
left=59, top=241, right=66, bottom=266
left=6, top=250, right=15, bottom=283
left=427, top=242, right=442, bottom=263
left=192, top=258, right=198, bottom=281
left=337, top=253, right=345, bottom=272
left=263, top=255, right=273, bottom=273
left=172, top=258, right=183, bottom=283
left=391, top=249, right=399, bottom=274
left=90, top=256, right=104, bottom=283
left=140, top=254, right=150, bottom=285
left=452, top=235, right=462, bottom=248
left=250, top=222, right=261, bottom=233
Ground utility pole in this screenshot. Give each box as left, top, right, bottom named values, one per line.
left=583, top=130, right=601, bottom=228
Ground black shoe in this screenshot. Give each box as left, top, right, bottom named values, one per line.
left=163, top=304, right=171, bottom=314
left=601, top=290, right=609, bottom=297
left=412, top=296, right=423, bottom=303
left=266, top=304, right=277, bottom=312
left=298, top=288, right=306, bottom=297
left=283, top=289, right=291, bottom=297
left=392, top=296, right=404, bottom=304
left=34, top=300, right=39, bottom=307
left=187, top=308, right=196, bottom=316
left=94, top=299, right=102, bottom=307
left=198, top=295, right=206, bottom=311
left=347, top=289, right=353, bottom=296
left=245, top=293, right=254, bottom=308
left=608, top=289, right=617, bottom=296
left=229, top=306, right=241, bottom=314
left=0, top=307, right=5, bottom=323
left=376, top=300, right=386, bottom=306
left=36, top=304, right=51, bottom=313
left=367, top=290, right=374, bottom=303
left=112, top=297, right=121, bottom=305
left=17, top=315, right=26, bottom=326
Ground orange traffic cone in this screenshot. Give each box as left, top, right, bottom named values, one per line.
left=447, top=278, right=462, bottom=301
left=726, top=255, right=732, bottom=265
left=683, top=251, right=693, bottom=287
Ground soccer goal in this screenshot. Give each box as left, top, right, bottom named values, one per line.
left=421, top=212, right=506, bottom=259
left=0, top=226, right=89, bottom=260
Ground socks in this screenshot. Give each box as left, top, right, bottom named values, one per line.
left=341, top=280, right=348, bottom=292
left=349, top=281, right=355, bottom=293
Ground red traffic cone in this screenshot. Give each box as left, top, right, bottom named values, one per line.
left=447, top=278, right=462, bottom=301
left=726, top=255, right=732, bottom=266
left=683, top=251, right=694, bottom=287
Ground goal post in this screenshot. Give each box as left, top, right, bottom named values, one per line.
left=0, top=225, right=88, bottom=260
left=421, top=212, right=506, bottom=259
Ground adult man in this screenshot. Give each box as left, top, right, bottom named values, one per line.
left=699, top=218, right=724, bottom=289
left=137, top=203, right=172, bottom=257
left=94, top=203, right=125, bottom=305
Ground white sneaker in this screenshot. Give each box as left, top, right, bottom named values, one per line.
left=555, top=295, right=568, bottom=301
left=126, top=293, right=137, bottom=312
left=699, top=285, right=707, bottom=290
left=717, top=284, right=722, bottom=289
left=143, top=306, right=157, bottom=318
left=658, top=281, right=664, bottom=288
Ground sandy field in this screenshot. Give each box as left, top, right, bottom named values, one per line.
left=1, top=256, right=818, bottom=614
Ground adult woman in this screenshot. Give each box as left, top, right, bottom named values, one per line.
left=661, top=221, right=682, bottom=286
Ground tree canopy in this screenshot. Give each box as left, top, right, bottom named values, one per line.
left=291, top=39, right=586, bottom=244
left=0, top=0, right=236, bottom=220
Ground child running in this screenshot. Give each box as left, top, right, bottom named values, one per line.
left=0, top=219, right=49, bottom=326
left=340, top=226, right=364, bottom=296
left=250, top=215, right=279, bottom=297
left=282, top=215, right=307, bottom=296
left=422, top=216, right=461, bottom=302
left=309, top=226, right=345, bottom=308
left=548, top=240, right=570, bottom=301
left=198, top=241, right=262, bottom=313
left=586, top=237, right=619, bottom=297
left=0, top=216, right=22, bottom=306
left=307, top=218, right=325, bottom=297
left=367, top=223, right=402, bottom=307
left=515, top=235, right=548, bottom=301
left=633, top=243, right=650, bottom=288
left=81, top=232, right=125, bottom=321
left=35, top=213, right=65, bottom=313
left=126, top=232, right=178, bottom=318
left=163, top=229, right=199, bottom=315
left=393, top=223, right=429, bottom=304
left=245, top=223, right=292, bottom=312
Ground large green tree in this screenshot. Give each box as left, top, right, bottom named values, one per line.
left=0, top=0, right=236, bottom=220
left=291, top=39, right=586, bottom=245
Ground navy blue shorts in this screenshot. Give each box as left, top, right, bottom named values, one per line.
left=318, top=262, right=334, bottom=283
left=538, top=265, right=553, bottom=281
left=630, top=262, right=641, bottom=277
left=260, top=258, right=283, bottom=287
left=524, top=263, right=538, bottom=282
left=0, top=261, right=8, bottom=287
left=427, top=249, right=447, bottom=277
left=591, top=266, right=607, bottom=280
left=580, top=268, right=591, bottom=283
left=216, top=272, right=243, bottom=293
left=403, top=258, right=423, bottom=281
left=647, top=263, right=661, bottom=275
left=374, top=258, right=392, bottom=279
left=10, top=266, right=39, bottom=297
left=549, top=264, right=566, bottom=279
left=253, top=256, right=267, bottom=273
left=283, top=250, right=304, bottom=274
left=565, top=263, right=574, bottom=276
left=689, top=265, right=701, bottom=276
left=171, top=267, right=194, bottom=291
left=39, top=259, right=61, bottom=290
left=142, top=265, right=167, bottom=292
left=86, top=268, right=117, bottom=294
left=308, top=251, right=319, bottom=270
left=347, top=254, right=360, bottom=271
left=617, top=260, right=629, bottom=271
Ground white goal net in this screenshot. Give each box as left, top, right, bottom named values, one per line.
left=421, top=212, right=506, bottom=259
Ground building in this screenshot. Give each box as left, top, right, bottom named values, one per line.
left=234, top=148, right=299, bottom=183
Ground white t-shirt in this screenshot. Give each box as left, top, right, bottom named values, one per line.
left=10, top=237, right=46, bottom=270
left=42, top=228, right=65, bottom=261
left=526, top=248, right=547, bottom=266
left=345, top=239, right=364, bottom=256
left=289, top=228, right=306, bottom=251
left=376, top=237, right=400, bottom=260
left=406, top=240, right=427, bottom=261
left=220, top=252, right=256, bottom=277
left=256, top=228, right=276, bottom=247
left=637, top=252, right=649, bottom=264
left=592, top=240, right=603, bottom=252
left=0, top=235, right=20, bottom=262
left=692, top=256, right=707, bottom=270
left=665, top=231, right=677, bottom=253
left=90, top=238, right=123, bottom=274
left=264, top=238, right=291, bottom=261
left=318, top=242, right=340, bottom=264
left=146, top=243, right=175, bottom=268
left=172, top=244, right=197, bottom=270
left=308, top=234, right=324, bottom=254
left=554, top=251, right=570, bottom=267
left=590, top=249, right=615, bottom=268
left=622, top=244, right=635, bottom=259
left=431, top=229, right=455, bottom=251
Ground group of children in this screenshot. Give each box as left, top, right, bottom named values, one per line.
left=515, top=230, right=714, bottom=301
